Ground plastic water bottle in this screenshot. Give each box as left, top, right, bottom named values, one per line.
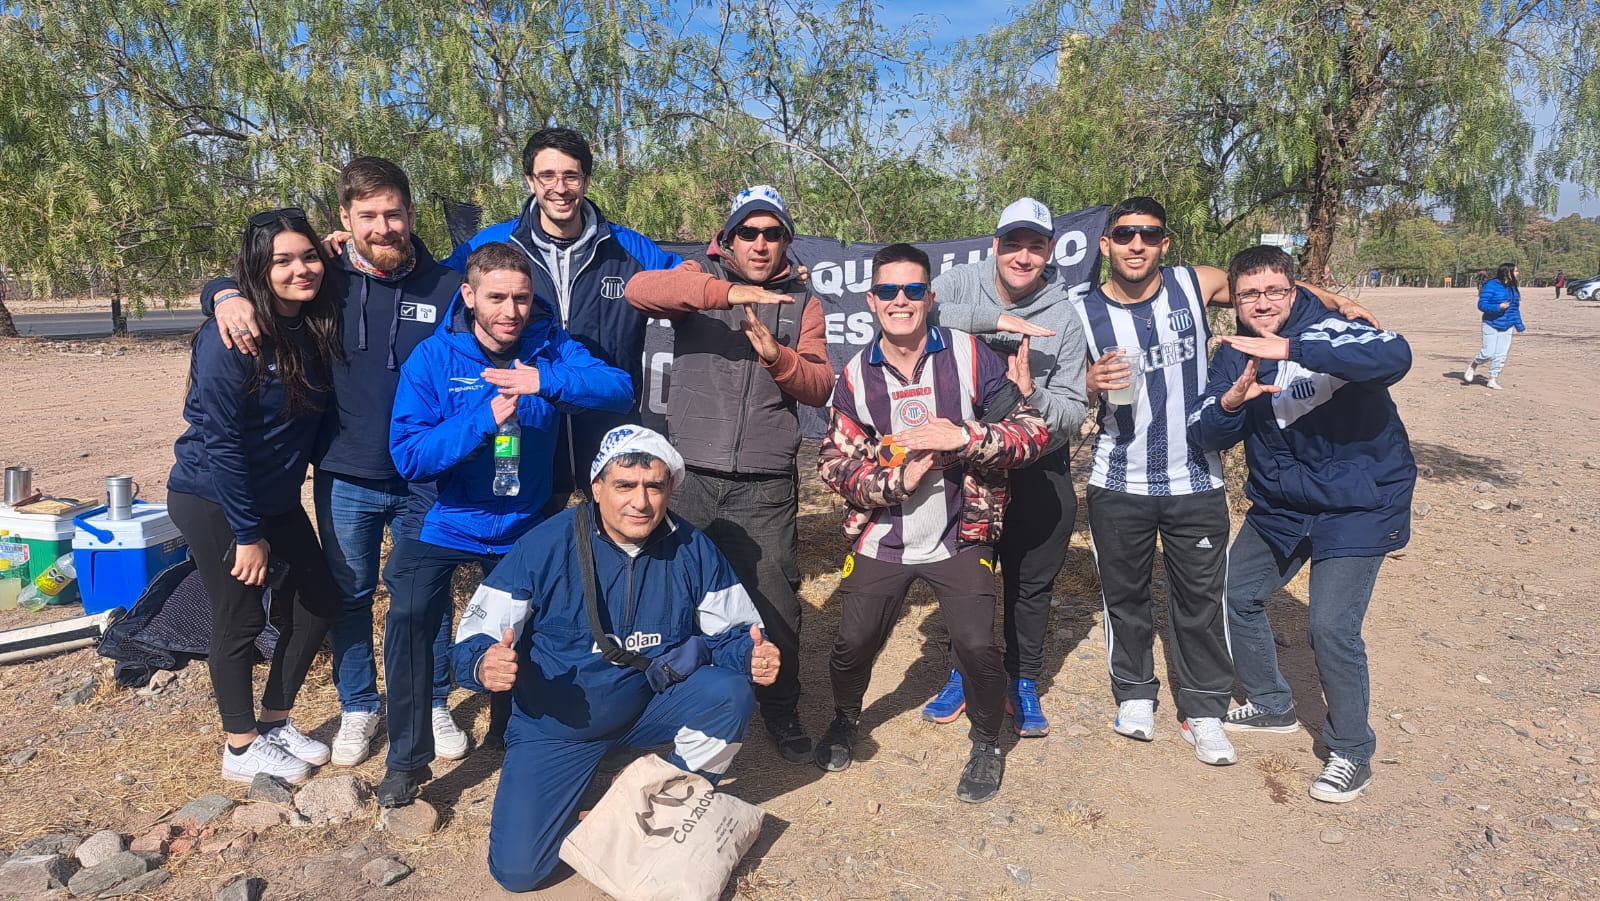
left=493, top=418, right=521, bottom=497
left=20, top=553, right=77, bottom=612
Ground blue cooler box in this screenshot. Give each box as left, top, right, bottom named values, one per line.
left=73, top=504, right=189, bottom=614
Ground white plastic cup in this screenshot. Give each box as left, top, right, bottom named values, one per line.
left=1104, top=346, right=1144, bottom=406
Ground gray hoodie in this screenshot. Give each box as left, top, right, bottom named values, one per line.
left=933, top=257, right=1089, bottom=454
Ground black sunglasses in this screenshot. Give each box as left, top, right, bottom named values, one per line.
left=1108, top=224, right=1167, bottom=245
left=247, top=207, right=309, bottom=229
left=869, top=282, right=928, bottom=301
left=731, top=224, right=789, bottom=243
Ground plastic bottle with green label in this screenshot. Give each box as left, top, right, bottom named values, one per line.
left=493, top=417, right=521, bottom=497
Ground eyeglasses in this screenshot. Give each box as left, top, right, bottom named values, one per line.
left=532, top=170, right=586, bottom=188
left=247, top=207, right=309, bottom=229
left=1235, top=286, right=1294, bottom=303
left=1108, top=225, right=1167, bottom=245
left=731, top=225, right=789, bottom=243
left=869, top=282, right=928, bottom=301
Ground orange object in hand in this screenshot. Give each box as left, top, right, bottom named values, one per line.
left=877, top=434, right=908, bottom=467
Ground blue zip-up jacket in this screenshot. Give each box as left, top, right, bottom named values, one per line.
left=389, top=295, right=632, bottom=555
left=200, top=235, right=461, bottom=480
left=450, top=507, right=763, bottom=741
left=1477, top=278, right=1525, bottom=332
left=443, top=199, right=680, bottom=487
left=169, top=323, right=330, bottom=544
left=1187, top=290, right=1416, bottom=560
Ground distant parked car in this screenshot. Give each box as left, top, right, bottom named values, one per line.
left=1571, top=275, right=1600, bottom=300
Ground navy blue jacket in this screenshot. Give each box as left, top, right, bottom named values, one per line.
left=1188, top=291, right=1416, bottom=560
left=442, top=199, right=680, bottom=488
left=389, top=295, right=632, bottom=554
left=450, top=508, right=763, bottom=741
left=169, top=323, right=330, bottom=544
left=200, top=235, right=462, bottom=481
left=1478, top=278, right=1525, bottom=332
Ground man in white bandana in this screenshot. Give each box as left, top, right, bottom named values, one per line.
left=449, top=425, right=778, bottom=892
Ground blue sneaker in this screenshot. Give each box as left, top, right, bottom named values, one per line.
left=1006, top=678, right=1050, bottom=737
left=922, top=669, right=966, bottom=723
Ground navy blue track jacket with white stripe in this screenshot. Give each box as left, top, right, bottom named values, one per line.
left=1187, top=289, right=1416, bottom=560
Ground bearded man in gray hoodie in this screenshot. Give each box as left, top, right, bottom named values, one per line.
left=919, top=198, right=1089, bottom=737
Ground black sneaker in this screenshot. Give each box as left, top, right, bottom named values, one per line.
left=1309, top=753, right=1372, bottom=803
left=956, top=741, right=1005, bottom=803
left=376, top=765, right=432, bottom=808
left=813, top=712, right=858, bottom=772
left=766, top=716, right=814, bottom=765
left=1223, top=701, right=1301, bottom=734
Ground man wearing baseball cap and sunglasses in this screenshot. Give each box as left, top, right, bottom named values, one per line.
left=623, top=185, right=834, bottom=764
left=1073, top=196, right=1375, bottom=768
left=919, top=197, right=1089, bottom=738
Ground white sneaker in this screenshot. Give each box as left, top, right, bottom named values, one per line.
left=263, top=717, right=331, bottom=766
left=1113, top=699, right=1156, bottom=741
left=222, top=735, right=312, bottom=784
left=330, top=711, right=380, bottom=767
left=1462, top=363, right=1475, bottom=384
left=1181, top=717, right=1238, bottom=765
left=432, top=706, right=470, bottom=760
left=1486, top=378, right=1502, bottom=390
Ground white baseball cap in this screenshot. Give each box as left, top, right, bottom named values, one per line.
left=996, top=197, right=1054, bottom=239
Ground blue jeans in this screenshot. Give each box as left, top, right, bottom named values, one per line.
left=1471, top=323, right=1515, bottom=377
left=314, top=471, right=451, bottom=714
left=1225, top=520, right=1384, bottom=761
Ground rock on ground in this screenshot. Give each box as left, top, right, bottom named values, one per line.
left=361, top=856, right=413, bottom=887
left=0, top=854, right=79, bottom=892
left=173, top=794, right=237, bottom=830
left=66, top=850, right=153, bottom=897
left=74, top=831, right=125, bottom=869
left=98, top=869, right=171, bottom=897
left=215, top=875, right=264, bottom=901
left=232, top=802, right=303, bottom=830
left=247, top=773, right=295, bottom=805
left=377, top=800, right=440, bottom=838
left=295, top=775, right=373, bottom=824
left=18, top=833, right=82, bottom=857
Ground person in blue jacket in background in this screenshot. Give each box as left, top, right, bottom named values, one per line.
left=1463, top=261, right=1524, bottom=390
left=451, top=426, right=779, bottom=893
left=443, top=127, right=682, bottom=507
left=376, top=241, right=632, bottom=807
left=1188, top=245, right=1415, bottom=806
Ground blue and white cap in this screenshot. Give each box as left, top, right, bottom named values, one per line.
left=996, top=197, right=1054, bottom=239
left=721, top=184, right=795, bottom=239
left=590, top=425, right=685, bottom=488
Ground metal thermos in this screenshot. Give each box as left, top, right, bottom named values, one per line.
left=105, top=475, right=139, bottom=521
left=4, top=467, right=31, bottom=506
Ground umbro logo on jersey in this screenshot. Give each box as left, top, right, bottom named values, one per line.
left=1167, top=309, right=1194, bottom=332
left=1196, top=536, right=1213, bottom=549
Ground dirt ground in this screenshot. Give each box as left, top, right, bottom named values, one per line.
left=1, top=286, right=1597, bottom=900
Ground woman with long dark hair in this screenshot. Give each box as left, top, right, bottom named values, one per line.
left=167, top=209, right=344, bottom=783
left=1464, top=261, right=1524, bottom=391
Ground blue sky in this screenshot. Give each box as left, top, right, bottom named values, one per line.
left=895, top=1, right=1599, bottom=218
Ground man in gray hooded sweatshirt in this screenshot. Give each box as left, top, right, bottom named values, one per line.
left=920, top=198, right=1089, bottom=737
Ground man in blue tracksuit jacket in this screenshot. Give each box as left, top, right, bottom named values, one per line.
left=1188, top=245, right=1415, bottom=806
left=451, top=425, right=778, bottom=893
left=443, top=127, right=682, bottom=504
left=378, top=242, right=632, bottom=806
left=201, top=158, right=467, bottom=768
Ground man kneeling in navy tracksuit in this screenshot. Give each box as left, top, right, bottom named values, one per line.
left=451, top=426, right=779, bottom=892
left=1188, top=245, right=1415, bottom=805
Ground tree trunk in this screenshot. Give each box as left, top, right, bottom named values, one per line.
left=0, top=270, right=17, bottom=338
left=1301, top=170, right=1343, bottom=286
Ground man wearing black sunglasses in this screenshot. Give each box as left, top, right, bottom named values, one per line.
left=1073, top=196, right=1375, bottom=769
left=919, top=197, right=1088, bottom=739
left=624, top=185, right=834, bottom=764
left=816, top=243, right=1049, bottom=803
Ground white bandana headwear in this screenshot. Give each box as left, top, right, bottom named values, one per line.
left=589, top=425, right=685, bottom=488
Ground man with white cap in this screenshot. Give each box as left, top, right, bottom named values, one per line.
left=624, top=184, right=834, bottom=764
left=449, top=424, right=777, bottom=893
left=920, top=197, right=1089, bottom=737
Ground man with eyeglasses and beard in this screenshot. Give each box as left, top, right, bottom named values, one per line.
left=445, top=127, right=682, bottom=509
left=1189, top=245, right=1414, bottom=804
left=623, top=185, right=835, bottom=764
left=1075, top=197, right=1374, bottom=769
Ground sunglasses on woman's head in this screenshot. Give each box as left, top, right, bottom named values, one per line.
left=869, top=282, right=928, bottom=301
left=1108, top=225, right=1167, bottom=245
left=247, top=207, right=310, bottom=229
